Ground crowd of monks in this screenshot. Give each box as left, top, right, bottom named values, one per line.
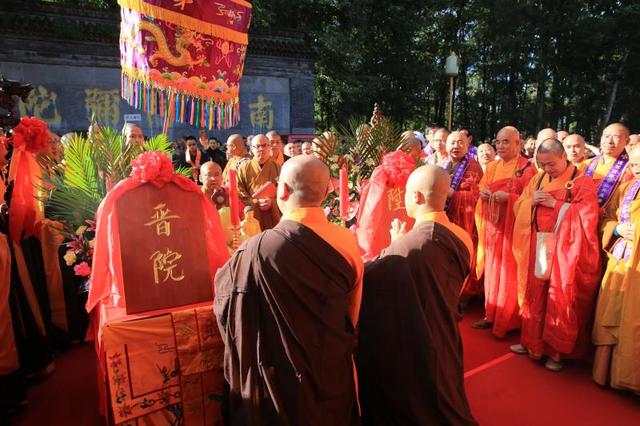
left=2, top=118, right=640, bottom=424
left=203, top=122, right=640, bottom=424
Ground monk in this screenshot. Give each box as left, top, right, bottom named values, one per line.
left=536, top=128, right=557, bottom=148
left=592, top=148, right=640, bottom=393
left=583, top=123, right=632, bottom=209
left=266, top=130, right=289, bottom=166
left=563, top=134, right=590, bottom=171
left=627, top=134, right=640, bottom=154
left=424, top=128, right=450, bottom=167
left=357, top=165, right=477, bottom=425
left=301, top=141, right=314, bottom=155
left=200, top=161, right=227, bottom=210
left=477, top=143, right=496, bottom=172
left=511, top=139, right=600, bottom=371
left=236, top=134, right=282, bottom=230
left=444, top=131, right=484, bottom=297
left=214, top=156, right=363, bottom=425
left=222, top=134, right=250, bottom=183
left=473, top=126, right=536, bottom=336
left=557, top=130, right=569, bottom=142
left=123, top=123, right=144, bottom=147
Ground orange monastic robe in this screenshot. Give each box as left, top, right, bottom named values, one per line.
left=592, top=179, right=640, bottom=392
left=475, top=156, right=536, bottom=337
left=446, top=158, right=483, bottom=295
left=513, top=166, right=600, bottom=359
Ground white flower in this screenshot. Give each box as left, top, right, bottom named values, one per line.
left=365, top=158, right=377, bottom=167
left=330, top=163, right=339, bottom=172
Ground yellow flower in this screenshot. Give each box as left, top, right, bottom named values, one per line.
left=63, top=250, right=76, bottom=266
left=75, top=225, right=88, bottom=236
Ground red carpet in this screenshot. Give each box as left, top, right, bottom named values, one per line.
left=9, top=302, right=640, bottom=425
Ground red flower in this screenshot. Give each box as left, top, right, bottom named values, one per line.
left=129, top=151, right=174, bottom=187
left=381, top=151, right=416, bottom=188
left=73, top=261, right=92, bottom=277
left=10, top=117, right=49, bottom=153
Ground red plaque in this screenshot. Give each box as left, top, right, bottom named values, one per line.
left=117, top=182, right=212, bottom=314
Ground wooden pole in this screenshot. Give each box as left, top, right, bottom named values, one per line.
left=448, top=75, right=455, bottom=130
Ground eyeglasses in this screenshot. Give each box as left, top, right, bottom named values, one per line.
left=252, top=143, right=270, bottom=150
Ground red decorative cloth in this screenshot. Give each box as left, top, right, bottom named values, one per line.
left=86, top=151, right=229, bottom=312
left=355, top=151, right=416, bottom=260
left=118, top=0, right=252, bottom=129
left=7, top=117, right=49, bottom=242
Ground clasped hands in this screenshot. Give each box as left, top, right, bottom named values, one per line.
left=532, top=190, right=558, bottom=209
left=479, top=189, right=510, bottom=204
left=616, top=222, right=635, bottom=241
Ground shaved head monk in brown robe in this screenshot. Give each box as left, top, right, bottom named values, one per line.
left=357, top=165, right=478, bottom=426
left=214, top=155, right=363, bottom=426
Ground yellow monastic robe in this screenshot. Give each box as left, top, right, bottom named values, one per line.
left=222, top=155, right=249, bottom=184
left=575, top=158, right=591, bottom=172
left=236, top=158, right=282, bottom=230
left=592, top=179, right=640, bottom=392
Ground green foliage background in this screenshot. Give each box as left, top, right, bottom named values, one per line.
left=44, top=0, right=640, bottom=141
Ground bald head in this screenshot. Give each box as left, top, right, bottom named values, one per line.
left=536, top=138, right=568, bottom=178
left=626, top=134, right=640, bottom=154
left=536, top=138, right=565, bottom=156
left=563, top=134, right=586, bottom=164
left=404, top=165, right=450, bottom=218
left=601, top=123, right=629, bottom=158
left=226, top=134, right=246, bottom=158
left=557, top=130, right=569, bottom=142
left=495, top=126, right=521, bottom=161
left=277, top=155, right=330, bottom=212
left=536, top=128, right=557, bottom=148
left=200, top=161, right=222, bottom=189
left=629, top=147, right=640, bottom=179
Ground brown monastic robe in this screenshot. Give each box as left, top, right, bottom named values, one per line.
left=214, top=220, right=359, bottom=426
left=236, top=158, right=281, bottom=230
left=357, top=217, right=477, bottom=426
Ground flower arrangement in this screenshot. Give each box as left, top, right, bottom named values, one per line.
left=63, top=220, right=96, bottom=281
left=38, top=123, right=186, bottom=289
left=315, top=105, right=403, bottom=225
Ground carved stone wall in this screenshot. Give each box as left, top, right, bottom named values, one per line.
left=0, top=1, right=316, bottom=139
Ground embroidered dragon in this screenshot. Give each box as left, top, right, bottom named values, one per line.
left=138, top=20, right=206, bottom=68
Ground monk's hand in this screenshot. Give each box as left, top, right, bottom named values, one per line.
left=617, top=222, right=635, bottom=241
left=257, top=198, right=271, bottom=211
left=479, top=189, right=491, bottom=201
left=492, top=191, right=510, bottom=203
left=533, top=191, right=557, bottom=208
left=390, top=218, right=407, bottom=242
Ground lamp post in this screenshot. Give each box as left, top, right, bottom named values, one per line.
left=445, top=52, right=459, bottom=130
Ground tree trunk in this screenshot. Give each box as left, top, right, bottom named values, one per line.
left=603, top=50, right=630, bottom=125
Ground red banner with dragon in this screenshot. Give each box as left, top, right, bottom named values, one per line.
left=118, top=0, right=252, bottom=129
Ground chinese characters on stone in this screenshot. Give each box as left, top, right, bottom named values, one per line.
left=144, top=203, right=185, bottom=285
